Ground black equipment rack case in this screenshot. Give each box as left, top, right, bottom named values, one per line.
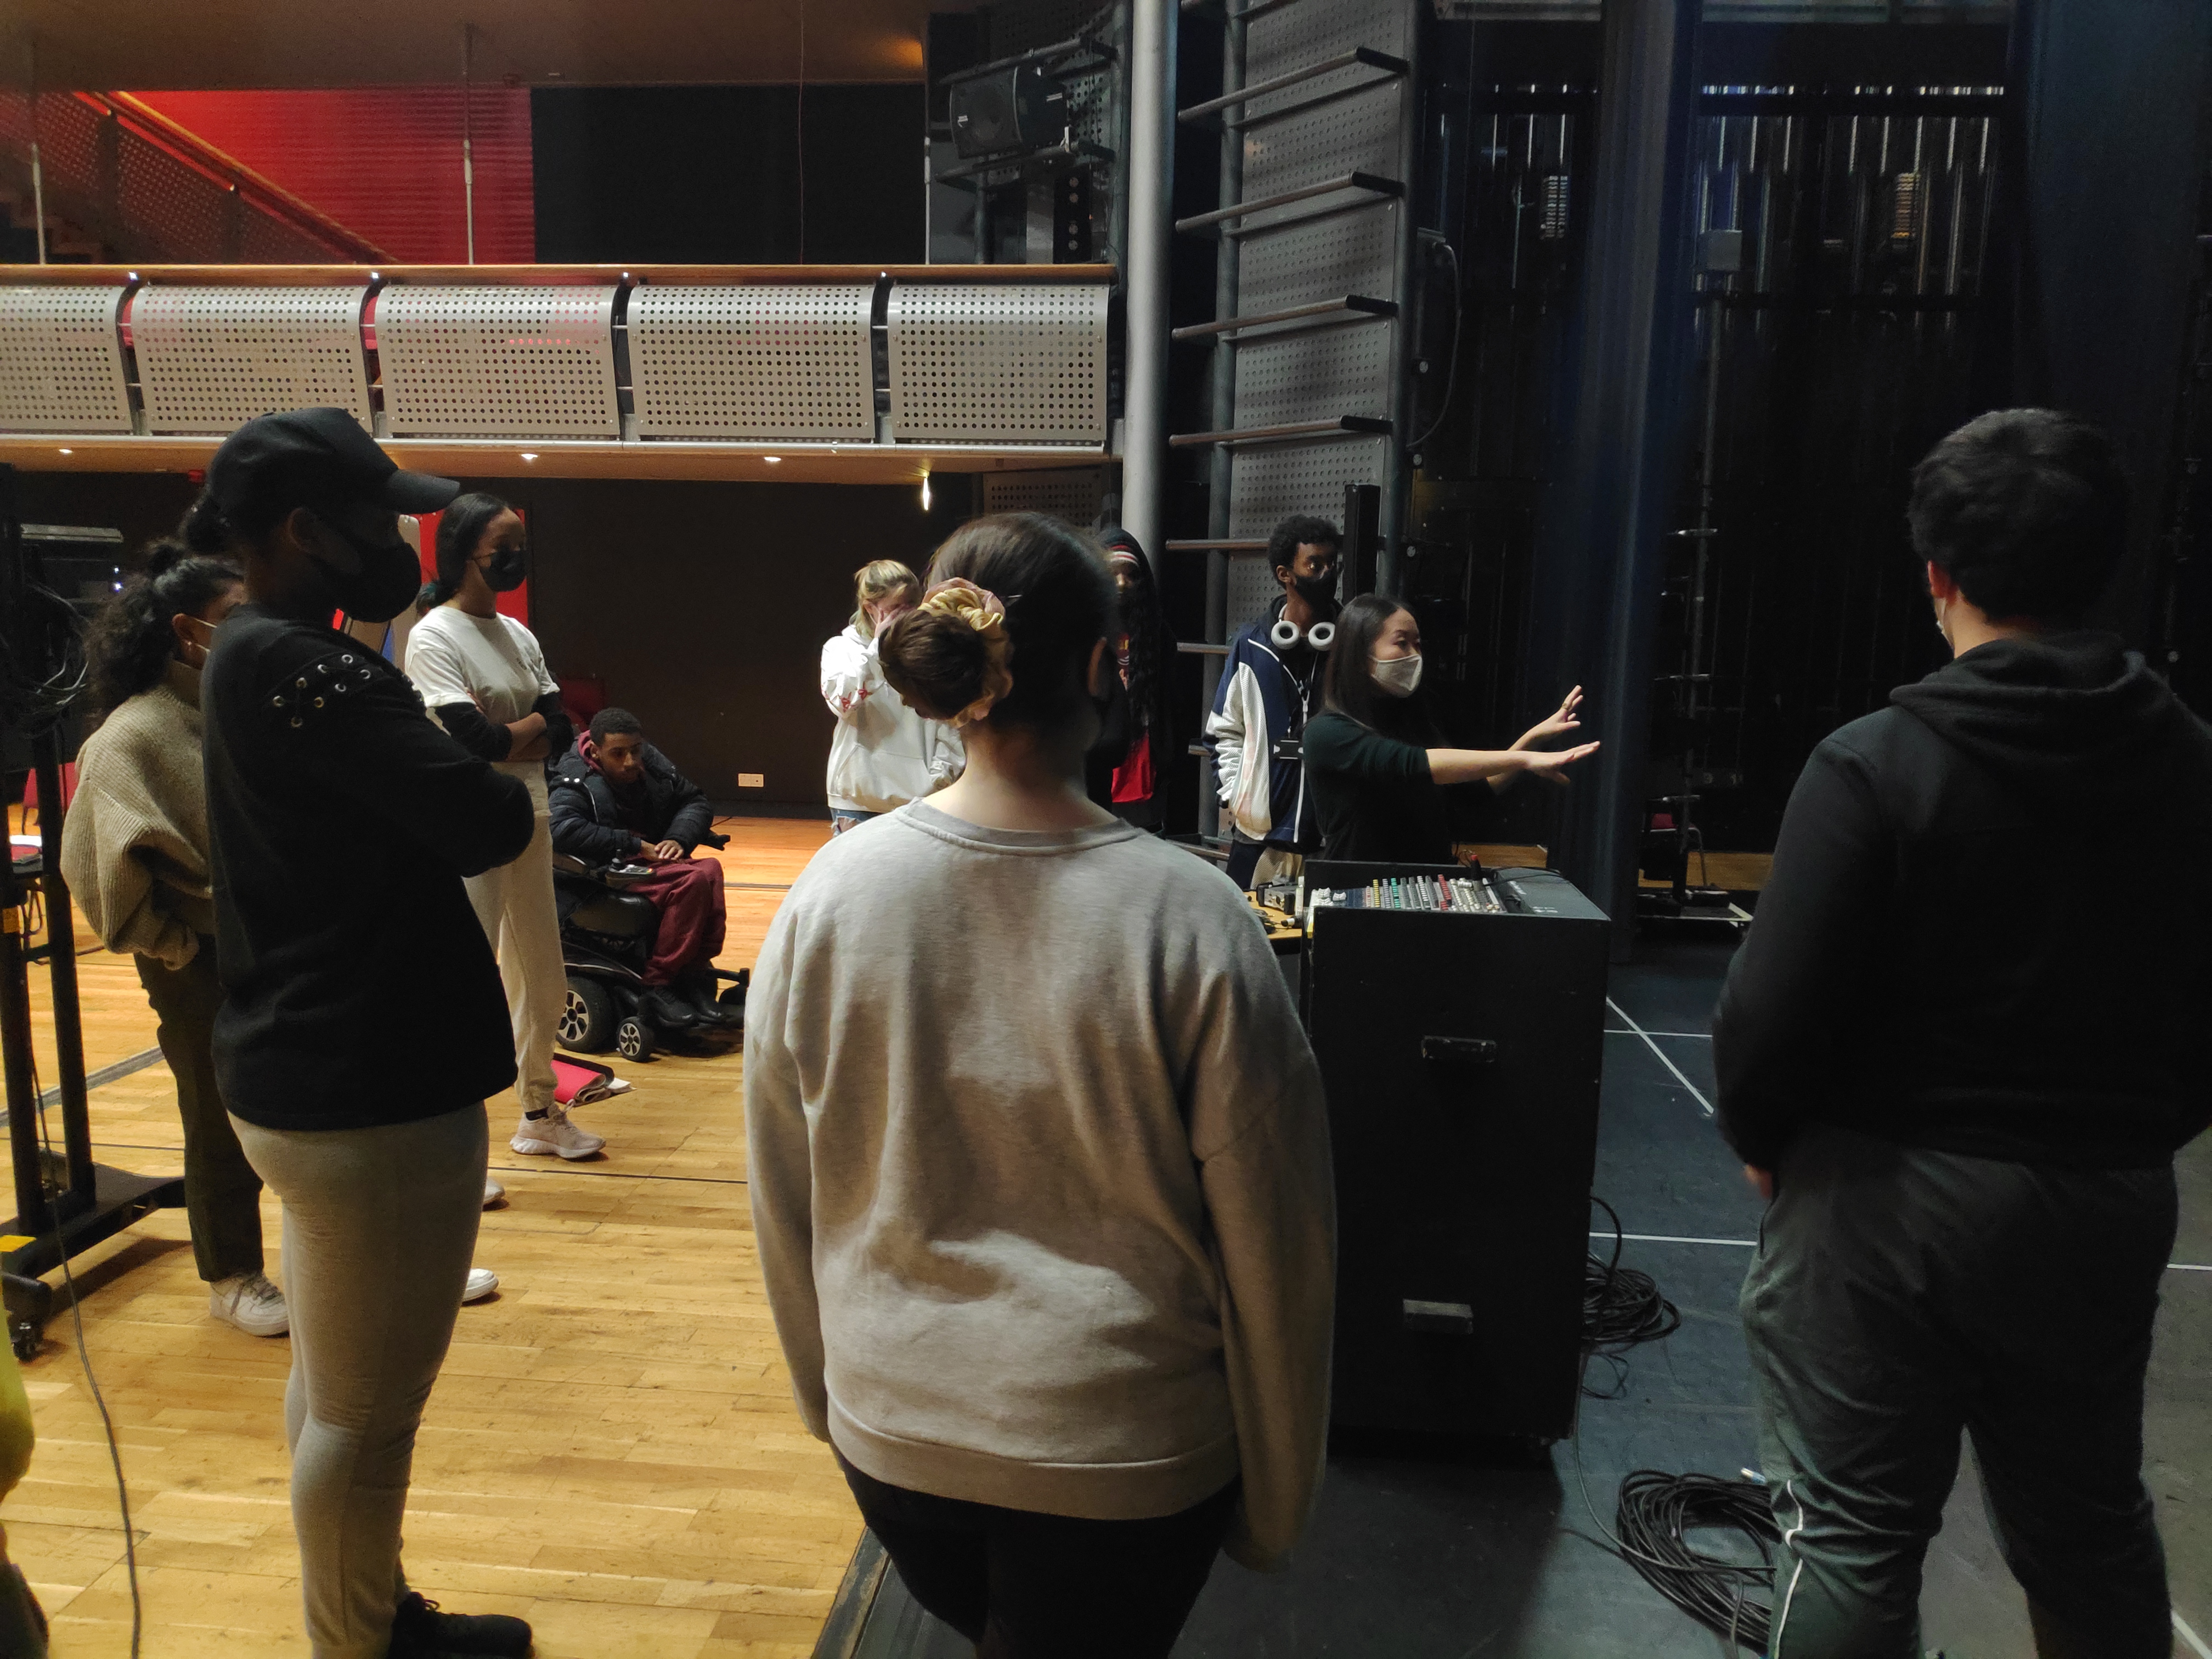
left=1303, top=862, right=1609, bottom=1445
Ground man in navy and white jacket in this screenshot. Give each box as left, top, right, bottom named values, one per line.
left=1205, top=515, right=1342, bottom=888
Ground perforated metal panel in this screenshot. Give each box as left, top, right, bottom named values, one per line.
left=1232, top=322, right=1396, bottom=432
left=629, top=285, right=874, bottom=442
left=1226, top=551, right=1290, bottom=635
left=133, top=285, right=373, bottom=435
left=1239, top=81, right=1406, bottom=233
left=980, top=467, right=1108, bottom=524
left=1238, top=199, right=1400, bottom=318
left=1228, top=431, right=1389, bottom=555
left=887, top=284, right=1110, bottom=445
left=377, top=286, right=620, bottom=438
left=1246, top=0, right=1410, bottom=111
left=0, top=286, right=133, bottom=435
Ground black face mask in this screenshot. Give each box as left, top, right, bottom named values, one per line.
left=1290, top=568, right=1339, bottom=608
left=311, top=516, right=425, bottom=624
left=483, top=545, right=528, bottom=592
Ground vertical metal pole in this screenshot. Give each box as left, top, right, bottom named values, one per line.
left=27, top=37, right=47, bottom=266
left=1, top=865, right=46, bottom=1233
left=1200, top=5, right=1246, bottom=836
left=1121, top=0, right=1176, bottom=568
left=462, top=23, right=477, bottom=266
left=1376, top=3, right=1423, bottom=597
left=32, top=736, right=93, bottom=1202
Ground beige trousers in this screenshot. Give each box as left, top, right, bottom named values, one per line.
left=463, top=771, right=563, bottom=1116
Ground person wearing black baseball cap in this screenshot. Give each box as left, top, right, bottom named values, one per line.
left=185, top=409, right=536, bottom=1659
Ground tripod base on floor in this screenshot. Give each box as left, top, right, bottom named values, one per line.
left=3, top=1166, right=187, bottom=1358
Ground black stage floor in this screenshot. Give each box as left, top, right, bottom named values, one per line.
left=830, top=932, right=2212, bottom=1659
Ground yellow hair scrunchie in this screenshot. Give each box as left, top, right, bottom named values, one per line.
left=917, top=579, right=1015, bottom=727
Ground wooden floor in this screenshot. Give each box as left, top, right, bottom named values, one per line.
left=5, top=814, right=853, bottom=1659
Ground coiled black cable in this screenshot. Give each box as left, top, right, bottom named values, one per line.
left=1612, top=1469, right=1780, bottom=1652
left=1583, top=1195, right=1681, bottom=1396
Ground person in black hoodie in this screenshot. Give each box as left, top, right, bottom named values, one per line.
left=1714, top=409, right=2212, bottom=1659
left=190, top=409, right=536, bottom=1659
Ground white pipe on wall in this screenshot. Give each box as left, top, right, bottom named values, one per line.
left=1120, top=0, right=1175, bottom=570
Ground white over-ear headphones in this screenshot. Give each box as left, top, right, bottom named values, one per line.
left=1271, top=618, right=1336, bottom=652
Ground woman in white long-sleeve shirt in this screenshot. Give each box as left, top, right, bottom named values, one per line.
left=751, top=515, right=1335, bottom=1659
left=820, top=559, right=962, bottom=832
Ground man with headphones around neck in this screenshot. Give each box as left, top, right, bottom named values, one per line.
left=1205, top=515, right=1342, bottom=889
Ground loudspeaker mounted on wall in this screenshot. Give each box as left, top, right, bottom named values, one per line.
left=950, top=64, right=1069, bottom=160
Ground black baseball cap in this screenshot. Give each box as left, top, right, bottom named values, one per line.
left=206, top=408, right=458, bottom=522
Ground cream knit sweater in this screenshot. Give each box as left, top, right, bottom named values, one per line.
left=747, top=802, right=1336, bottom=1569
left=59, top=661, right=218, bottom=969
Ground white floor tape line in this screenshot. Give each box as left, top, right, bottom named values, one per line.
left=2175, top=1609, right=2212, bottom=1659
left=1605, top=997, right=1717, bottom=1119
left=1585, top=1232, right=2212, bottom=1274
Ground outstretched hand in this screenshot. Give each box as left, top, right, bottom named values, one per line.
left=1521, top=739, right=1600, bottom=785
left=1517, top=685, right=1585, bottom=748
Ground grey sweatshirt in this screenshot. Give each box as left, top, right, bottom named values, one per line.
left=745, top=800, right=1335, bottom=1568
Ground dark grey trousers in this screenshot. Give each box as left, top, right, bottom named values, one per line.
left=136, top=939, right=266, bottom=1283
left=1740, top=1121, right=2176, bottom=1659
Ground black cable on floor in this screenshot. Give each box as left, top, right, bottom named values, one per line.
left=26, top=1048, right=142, bottom=1659
left=1613, top=1469, right=1779, bottom=1653
left=1583, top=1195, right=1681, bottom=1397
left=1571, top=1198, right=1778, bottom=1654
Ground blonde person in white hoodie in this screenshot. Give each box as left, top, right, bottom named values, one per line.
left=749, top=515, right=1335, bottom=1659
left=820, top=560, right=962, bottom=831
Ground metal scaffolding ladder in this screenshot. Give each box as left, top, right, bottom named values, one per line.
left=1170, top=0, right=1420, bottom=835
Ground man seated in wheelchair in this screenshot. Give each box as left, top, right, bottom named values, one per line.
left=549, top=708, right=737, bottom=1032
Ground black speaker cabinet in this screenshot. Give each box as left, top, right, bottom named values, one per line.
left=949, top=64, right=1070, bottom=160
left=1304, top=864, right=1610, bottom=1444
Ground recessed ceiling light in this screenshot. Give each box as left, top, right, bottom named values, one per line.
left=520, top=452, right=539, bottom=462
left=57, top=447, right=72, bottom=455
left=763, top=455, right=783, bottom=464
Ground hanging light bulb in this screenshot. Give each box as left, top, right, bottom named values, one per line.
left=920, top=470, right=933, bottom=512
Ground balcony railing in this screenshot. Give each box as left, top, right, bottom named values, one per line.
left=0, top=91, right=387, bottom=265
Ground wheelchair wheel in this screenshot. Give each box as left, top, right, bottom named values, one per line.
left=616, top=1015, right=656, bottom=1063
left=560, top=978, right=616, bottom=1053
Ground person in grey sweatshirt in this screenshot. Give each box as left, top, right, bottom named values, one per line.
left=746, top=513, right=1336, bottom=1658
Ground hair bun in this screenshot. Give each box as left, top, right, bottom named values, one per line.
left=142, top=537, right=190, bottom=578
left=878, top=605, right=991, bottom=724
left=180, top=491, right=230, bottom=555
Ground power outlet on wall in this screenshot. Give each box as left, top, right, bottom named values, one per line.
left=737, top=773, right=765, bottom=789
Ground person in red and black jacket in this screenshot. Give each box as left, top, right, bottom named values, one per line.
left=1084, top=531, right=1178, bottom=831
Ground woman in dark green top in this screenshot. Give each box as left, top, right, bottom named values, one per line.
left=1302, top=596, right=1598, bottom=864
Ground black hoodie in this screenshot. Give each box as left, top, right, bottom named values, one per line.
left=1713, top=631, right=2212, bottom=1171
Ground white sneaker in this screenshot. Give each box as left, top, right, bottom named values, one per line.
left=510, top=1104, right=605, bottom=1160
left=483, top=1177, right=506, bottom=1209
left=464, top=1267, right=499, bottom=1303
left=209, top=1271, right=289, bottom=1337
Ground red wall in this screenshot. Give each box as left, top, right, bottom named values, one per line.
left=129, top=88, right=535, bottom=264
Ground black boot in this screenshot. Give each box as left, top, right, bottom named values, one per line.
left=685, top=967, right=743, bottom=1028
left=639, top=986, right=699, bottom=1029
left=390, top=1590, right=531, bottom=1658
